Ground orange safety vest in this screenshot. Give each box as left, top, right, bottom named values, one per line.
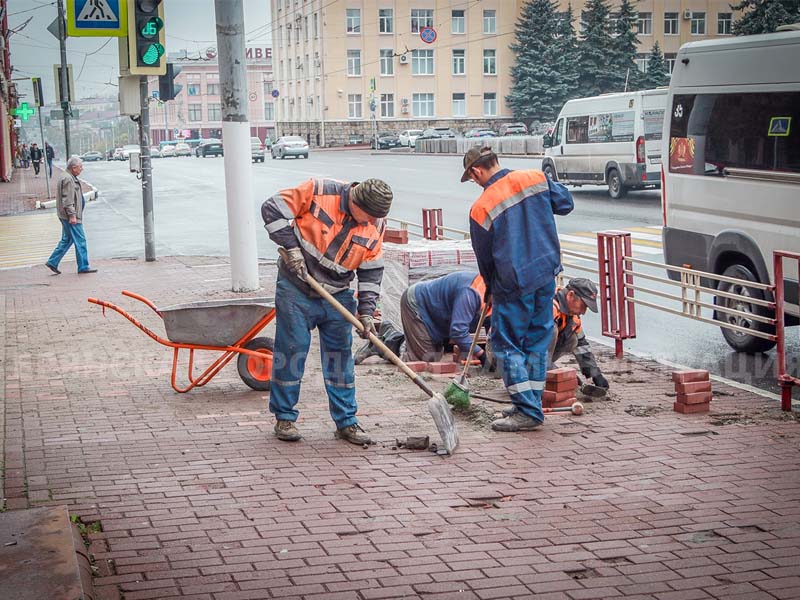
left=553, top=288, right=582, bottom=336
left=469, top=274, right=492, bottom=316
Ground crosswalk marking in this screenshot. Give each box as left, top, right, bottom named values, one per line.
left=560, top=225, right=663, bottom=256
left=0, top=213, right=64, bottom=270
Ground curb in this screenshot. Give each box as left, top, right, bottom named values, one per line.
left=35, top=177, right=98, bottom=210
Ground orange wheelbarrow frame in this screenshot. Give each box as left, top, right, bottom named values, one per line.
left=88, top=290, right=276, bottom=393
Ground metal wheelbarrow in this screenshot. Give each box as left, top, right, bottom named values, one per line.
left=88, top=291, right=276, bottom=393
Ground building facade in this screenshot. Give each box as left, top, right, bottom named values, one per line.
left=1, top=0, right=18, bottom=182
left=148, top=46, right=276, bottom=144
left=272, top=0, right=742, bottom=147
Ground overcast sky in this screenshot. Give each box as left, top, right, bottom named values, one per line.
left=8, top=0, right=270, bottom=105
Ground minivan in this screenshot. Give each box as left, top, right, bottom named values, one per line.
left=542, top=89, right=667, bottom=198
left=662, top=27, right=800, bottom=353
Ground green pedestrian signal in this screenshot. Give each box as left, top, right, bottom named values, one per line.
left=141, top=42, right=165, bottom=65
left=127, top=0, right=166, bottom=75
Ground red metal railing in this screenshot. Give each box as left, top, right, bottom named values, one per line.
left=421, top=208, right=444, bottom=240
left=597, top=231, right=637, bottom=358
left=774, top=250, right=800, bottom=411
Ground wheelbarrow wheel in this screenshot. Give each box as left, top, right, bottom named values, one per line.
left=237, top=336, right=274, bottom=391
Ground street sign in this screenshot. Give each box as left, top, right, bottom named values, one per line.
left=271, top=89, right=280, bottom=98
left=13, top=119, right=22, bottom=129
left=151, top=90, right=159, bottom=99
left=47, top=17, right=62, bottom=40
left=67, top=0, right=127, bottom=37
left=53, top=64, right=76, bottom=103
left=50, top=109, right=80, bottom=120
left=173, top=128, right=179, bottom=136
left=420, top=26, right=437, bottom=44
left=768, top=116, right=791, bottom=137
left=11, top=103, right=35, bottom=121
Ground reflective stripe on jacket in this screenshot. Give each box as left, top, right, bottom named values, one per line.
left=469, top=169, right=574, bottom=303
left=261, top=178, right=385, bottom=316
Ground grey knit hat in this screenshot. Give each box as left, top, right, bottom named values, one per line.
left=351, top=178, right=393, bottom=218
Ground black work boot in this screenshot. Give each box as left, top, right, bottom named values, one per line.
left=335, top=423, right=374, bottom=445
left=354, top=341, right=381, bottom=365
left=274, top=420, right=302, bottom=441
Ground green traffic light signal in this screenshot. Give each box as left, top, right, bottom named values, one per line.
left=141, top=42, right=165, bottom=65
left=141, top=16, right=163, bottom=38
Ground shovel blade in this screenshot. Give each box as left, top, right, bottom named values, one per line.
left=428, top=393, right=459, bottom=455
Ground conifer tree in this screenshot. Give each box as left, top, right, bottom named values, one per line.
left=612, top=0, right=640, bottom=91
left=507, top=0, right=579, bottom=122
left=577, top=0, right=618, bottom=96
left=732, top=0, right=800, bottom=35
left=642, top=42, right=669, bottom=88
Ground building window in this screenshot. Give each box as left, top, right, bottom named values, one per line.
left=665, top=53, right=677, bottom=73
left=295, top=23, right=300, bottom=44
left=412, top=93, right=434, bottom=117
left=278, top=25, right=283, bottom=47
left=188, top=104, right=202, bottom=121
left=304, top=16, right=308, bottom=40
left=288, top=58, right=292, bottom=77
left=452, top=10, right=465, bottom=34
left=313, top=13, right=318, bottom=38
left=379, top=8, right=393, bottom=33
left=483, top=93, right=497, bottom=116
left=412, top=49, right=434, bottom=75
left=452, top=49, right=465, bottom=75
left=206, top=83, right=220, bottom=95
left=380, top=49, right=394, bottom=76
left=483, top=10, right=496, bottom=34
left=717, top=12, right=732, bottom=35
left=348, top=94, right=362, bottom=119
left=411, top=9, right=433, bottom=33
left=381, top=93, right=394, bottom=118
left=664, top=12, right=679, bottom=35
left=347, top=49, right=362, bottom=76
left=483, top=49, right=496, bottom=75
left=346, top=8, right=361, bottom=33
left=635, top=53, right=648, bottom=73
left=637, top=12, right=652, bottom=35
left=452, top=92, right=466, bottom=117
left=187, top=83, right=200, bottom=96
left=691, top=12, right=706, bottom=35
left=207, top=103, right=221, bottom=121
left=264, top=102, right=274, bottom=120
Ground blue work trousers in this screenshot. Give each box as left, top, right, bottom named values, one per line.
left=270, top=274, right=359, bottom=429
left=491, top=280, right=556, bottom=423
left=47, top=219, right=90, bottom=272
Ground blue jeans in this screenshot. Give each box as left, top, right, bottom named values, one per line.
left=270, top=274, right=359, bottom=429
left=491, top=280, right=556, bottom=423
left=47, top=219, right=90, bottom=272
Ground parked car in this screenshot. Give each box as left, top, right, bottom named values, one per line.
left=194, top=139, right=219, bottom=156
left=420, top=127, right=457, bottom=140
left=149, top=146, right=162, bottom=158
left=498, top=122, right=529, bottom=136
left=372, top=131, right=401, bottom=150
left=271, top=136, right=309, bottom=159
left=251, top=137, right=265, bottom=162
left=398, top=129, right=423, bottom=147
left=111, top=147, right=124, bottom=161
left=196, top=139, right=223, bottom=157
left=464, top=128, right=497, bottom=138
left=81, top=151, right=103, bottom=162
left=174, top=142, right=192, bottom=157
left=121, top=144, right=140, bottom=159
left=160, top=145, right=176, bottom=158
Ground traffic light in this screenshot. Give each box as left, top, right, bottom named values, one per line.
left=32, top=77, right=44, bottom=107
left=127, top=0, right=166, bottom=75
left=158, top=63, right=183, bottom=101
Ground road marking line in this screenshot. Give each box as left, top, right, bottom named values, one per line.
left=559, top=234, right=662, bottom=255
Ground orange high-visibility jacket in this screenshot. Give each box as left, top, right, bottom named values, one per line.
left=262, top=178, right=385, bottom=316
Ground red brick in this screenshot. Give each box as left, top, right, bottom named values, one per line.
left=542, top=389, right=576, bottom=403
left=427, top=361, right=457, bottom=374
left=384, top=228, right=409, bottom=244
left=675, top=380, right=712, bottom=394
left=546, top=368, right=577, bottom=383
left=674, top=401, right=710, bottom=414
left=546, top=378, right=580, bottom=393
left=402, top=361, right=427, bottom=373
left=676, top=391, right=713, bottom=405
left=672, top=369, right=709, bottom=384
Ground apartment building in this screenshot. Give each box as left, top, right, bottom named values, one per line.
left=272, top=0, right=740, bottom=147
left=148, top=46, right=276, bottom=144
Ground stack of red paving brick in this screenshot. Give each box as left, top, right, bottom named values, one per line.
left=544, top=367, right=579, bottom=408
left=672, top=369, right=712, bottom=413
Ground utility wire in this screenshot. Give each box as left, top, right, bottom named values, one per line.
left=8, top=2, right=56, bottom=17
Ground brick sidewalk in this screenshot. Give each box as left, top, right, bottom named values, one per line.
left=0, top=164, right=64, bottom=215
left=2, top=256, right=800, bottom=600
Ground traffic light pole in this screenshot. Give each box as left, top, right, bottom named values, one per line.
left=37, top=111, right=52, bottom=199
left=214, top=0, right=259, bottom=292
left=138, top=77, right=156, bottom=262
left=56, top=0, right=71, bottom=158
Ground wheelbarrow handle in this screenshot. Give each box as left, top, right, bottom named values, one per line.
left=121, top=290, right=162, bottom=317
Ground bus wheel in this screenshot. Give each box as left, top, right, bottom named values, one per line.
left=607, top=168, right=626, bottom=199
left=716, top=263, right=776, bottom=354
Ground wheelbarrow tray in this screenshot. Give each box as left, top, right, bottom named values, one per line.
left=159, top=297, right=275, bottom=347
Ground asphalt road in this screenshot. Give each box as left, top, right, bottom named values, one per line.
left=77, top=150, right=798, bottom=399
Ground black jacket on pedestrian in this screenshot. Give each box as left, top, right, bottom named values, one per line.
left=30, top=148, right=43, bottom=162
left=45, top=145, right=55, bottom=160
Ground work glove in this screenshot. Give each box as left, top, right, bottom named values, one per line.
left=592, top=373, right=609, bottom=389
left=283, top=247, right=307, bottom=281
left=358, top=314, right=377, bottom=340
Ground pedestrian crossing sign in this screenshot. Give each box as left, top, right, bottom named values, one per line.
left=67, top=0, right=128, bottom=37
left=768, top=116, right=791, bottom=137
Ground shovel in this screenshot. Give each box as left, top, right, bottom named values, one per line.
left=277, top=249, right=459, bottom=454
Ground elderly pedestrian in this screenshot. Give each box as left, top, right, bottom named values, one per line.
left=261, top=177, right=393, bottom=445
left=462, top=146, right=574, bottom=432
left=45, top=156, right=97, bottom=275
